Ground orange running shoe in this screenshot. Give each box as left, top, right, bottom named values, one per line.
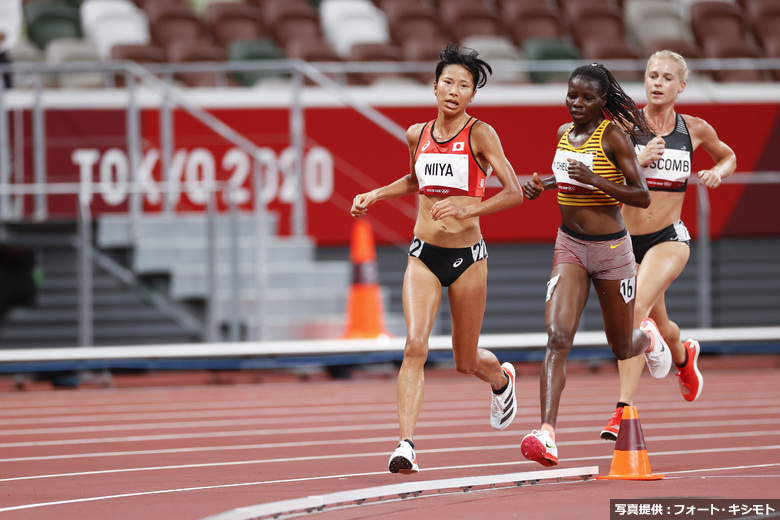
left=600, top=406, right=624, bottom=441
left=677, top=339, right=703, bottom=402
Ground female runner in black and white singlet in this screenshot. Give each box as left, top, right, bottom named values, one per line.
left=600, top=50, right=737, bottom=442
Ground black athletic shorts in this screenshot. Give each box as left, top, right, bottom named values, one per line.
left=408, top=236, right=488, bottom=287
left=631, top=220, right=691, bottom=264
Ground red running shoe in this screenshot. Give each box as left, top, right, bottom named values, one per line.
left=677, top=339, right=703, bottom=402
left=600, top=406, right=623, bottom=441
left=521, top=430, right=558, bottom=466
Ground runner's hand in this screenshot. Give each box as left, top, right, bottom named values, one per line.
left=523, top=172, right=544, bottom=200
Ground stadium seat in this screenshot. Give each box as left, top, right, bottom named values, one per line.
left=167, top=40, right=229, bottom=87
left=319, top=0, right=391, bottom=58
left=690, top=1, right=751, bottom=54
left=110, top=43, right=168, bottom=85
left=7, top=41, right=55, bottom=88
left=81, top=0, right=137, bottom=20
left=742, top=0, right=780, bottom=48
left=188, top=0, right=243, bottom=16
left=24, top=1, right=83, bottom=50
left=44, top=38, right=105, bottom=88
left=760, top=35, right=780, bottom=80
left=567, top=4, right=627, bottom=50
left=205, top=3, right=266, bottom=49
left=401, top=35, right=448, bottom=85
left=496, top=0, right=549, bottom=16
left=439, top=2, right=504, bottom=44
left=262, top=0, right=322, bottom=49
left=135, top=0, right=188, bottom=11
left=81, top=0, right=151, bottom=59
left=704, top=40, right=769, bottom=82
left=347, top=42, right=410, bottom=86
left=557, top=0, right=613, bottom=19
left=227, top=39, right=287, bottom=86
left=381, top=2, right=443, bottom=48
left=504, top=4, right=565, bottom=48
left=460, top=35, right=529, bottom=84
left=580, top=40, right=644, bottom=82
left=642, top=39, right=704, bottom=60
left=146, top=3, right=203, bottom=52
left=522, top=38, right=582, bottom=84
left=284, top=37, right=342, bottom=85
left=624, top=0, right=692, bottom=50
left=111, top=43, right=168, bottom=63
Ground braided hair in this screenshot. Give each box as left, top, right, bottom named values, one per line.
left=435, top=42, right=492, bottom=90
left=569, top=63, right=652, bottom=144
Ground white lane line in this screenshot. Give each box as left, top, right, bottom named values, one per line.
left=1, top=404, right=778, bottom=437
left=1, top=395, right=777, bottom=422
left=2, top=428, right=780, bottom=464
left=2, top=442, right=779, bottom=483
left=3, top=416, right=780, bottom=449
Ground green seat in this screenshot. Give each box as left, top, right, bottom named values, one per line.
left=523, top=38, right=583, bottom=84
left=24, top=2, right=83, bottom=50
left=228, top=39, right=288, bottom=86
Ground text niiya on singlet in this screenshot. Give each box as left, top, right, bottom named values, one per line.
left=414, top=117, right=491, bottom=197
left=634, top=112, right=693, bottom=192
left=552, top=119, right=622, bottom=207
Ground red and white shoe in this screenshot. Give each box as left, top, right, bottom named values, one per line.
left=677, top=339, right=703, bottom=402
left=600, top=406, right=623, bottom=441
left=388, top=440, right=419, bottom=474
left=521, top=429, right=558, bottom=467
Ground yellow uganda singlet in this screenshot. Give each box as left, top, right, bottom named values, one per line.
left=553, top=119, right=623, bottom=207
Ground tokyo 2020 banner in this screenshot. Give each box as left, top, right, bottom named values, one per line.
left=9, top=90, right=780, bottom=245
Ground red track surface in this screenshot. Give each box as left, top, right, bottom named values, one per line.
left=1, top=356, right=779, bottom=520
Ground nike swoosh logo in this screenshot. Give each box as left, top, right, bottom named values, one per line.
left=610, top=242, right=624, bottom=249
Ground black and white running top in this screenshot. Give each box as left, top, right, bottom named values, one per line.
left=634, top=113, right=694, bottom=192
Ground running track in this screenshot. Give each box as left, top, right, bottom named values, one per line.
left=0, top=356, right=779, bottom=520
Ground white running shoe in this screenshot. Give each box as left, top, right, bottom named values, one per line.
left=490, top=362, right=517, bottom=430
left=388, top=440, right=418, bottom=474
left=521, top=429, right=559, bottom=467
left=641, top=317, right=672, bottom=379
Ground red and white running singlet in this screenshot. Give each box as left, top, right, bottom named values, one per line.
left=413, top=117, right=491, bottom=197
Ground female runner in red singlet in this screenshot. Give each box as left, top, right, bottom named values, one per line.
left=350, top=43, right=523, bottom=474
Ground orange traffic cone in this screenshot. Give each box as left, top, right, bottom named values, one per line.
left=597, top=406, right=664, bottom=480
left=342, top=219, right=390, bottom=339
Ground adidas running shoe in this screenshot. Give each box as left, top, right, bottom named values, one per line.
left=521, top=429, right=559, bottom=467
left=388, top=440, right=418, bottom=474
left=641, top=318, right=672, bottom=379
left=600, top=406, right=624, bottom=441
left=490, top=362, right=517, bottom=430
left=677, top=339, right=703, bottom=402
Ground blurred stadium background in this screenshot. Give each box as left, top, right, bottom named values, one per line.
left=0, top=0, right=779, bottom=387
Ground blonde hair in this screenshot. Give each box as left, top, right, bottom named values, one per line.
left=646, top=50, right=689, bottom=83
